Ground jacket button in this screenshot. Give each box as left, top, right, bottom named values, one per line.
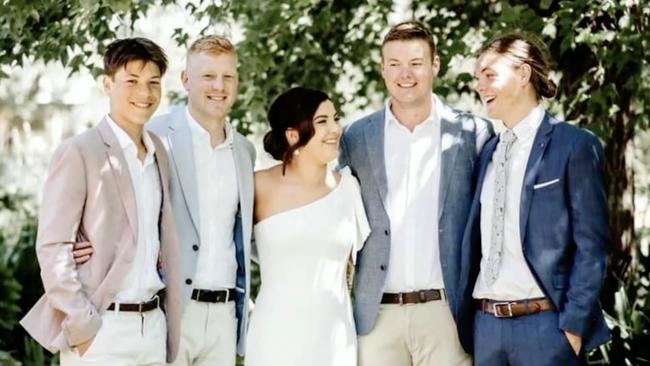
left=384, top=229, right=390, bottom=236
left=192, top=244, right=199, bottom=251
left=185, top=278, right=192, bottom=285
left=380, top=264, right=386, bottom=271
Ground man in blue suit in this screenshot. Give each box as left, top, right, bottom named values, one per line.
left=461, top=33, right=609, bottom=365
left=339, top=21, right=492, bottom=366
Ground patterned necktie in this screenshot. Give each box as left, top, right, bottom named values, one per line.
left=485, top=129, right=517, bottom=285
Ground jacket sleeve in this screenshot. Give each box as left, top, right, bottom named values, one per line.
left=558, top=132, right=609, bottom=337
left=36, top=140, right=101, bottom=347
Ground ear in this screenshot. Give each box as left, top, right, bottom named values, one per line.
left=181, top=70, right=190, bottom=92
left=518, top=63, right=532, bottom=85
left=285, top=128, right=299, bottom=147
left=431, top=54, right=441, bottom=78
left=102, top=75, right=113, bottom=94
left=380, top=58, right=387, bottom=79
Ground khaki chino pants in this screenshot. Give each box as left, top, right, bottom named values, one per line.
left=358, top=298, right=471, bottom=366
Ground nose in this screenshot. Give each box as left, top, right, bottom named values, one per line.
left=398, top=65, right=413, bottom=80
left=474, top=77, right=486, bottom=93
left=212, top=76, right=225, bottom=90
left=329, top=119, right=342, bottom=135
left=135, top=82, right=153, bottom=99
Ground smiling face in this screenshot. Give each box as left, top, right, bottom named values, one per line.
left=182, top=51, right=238, bottom=124
left=381, top=39, right=439, bottom=110
left=103, top=60, right=162, bottom=128
left=474, top=50, right=532, bottom=124
left=294, top=100, right=341, bottom=164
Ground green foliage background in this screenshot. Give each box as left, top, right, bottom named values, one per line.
left=1, top=0, right=648, bottom=365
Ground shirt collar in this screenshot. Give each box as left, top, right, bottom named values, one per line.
left=384, top=93, right=440, bottom=130
left=105, top=114, right=156, bottom=161
left=186, top=107, right=234, bottom=149
left=502, top=104, right=545, bottom=142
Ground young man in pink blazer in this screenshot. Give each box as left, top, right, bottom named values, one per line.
left=20, top=38, right=182, bottom=365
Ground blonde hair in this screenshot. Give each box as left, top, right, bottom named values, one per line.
left=188, top=35, right=237, bottom=57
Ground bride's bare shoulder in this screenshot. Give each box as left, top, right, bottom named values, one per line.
left=255, top=164, right=283, bottom=194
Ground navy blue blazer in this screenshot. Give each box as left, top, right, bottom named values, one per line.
left=459, top=112, right=610, bottom=352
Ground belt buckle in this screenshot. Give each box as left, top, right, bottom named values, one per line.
left=493, top=302, right=514, bottom=318
left=224, top=289, right=230, bottom=303
left=398, top=293, right=404, bottom=305
left=138, top=302, right=143, bottom=313
left=194, top=289, right=201, bottom=301
left=418, top=290, right=427, bottom=303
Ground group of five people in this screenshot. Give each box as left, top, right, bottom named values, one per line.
left=20, top=20, right=609, bottom=366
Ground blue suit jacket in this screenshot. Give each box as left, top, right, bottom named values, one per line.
left=459, top=113, right=610, bottom=352
left=339, top=99, right=493, bottom=353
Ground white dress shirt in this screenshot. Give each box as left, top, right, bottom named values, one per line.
left=186, top=108, right=239, bottom=290
left=106, top=115, right=165, bottom=303
left=473, top=105, right=546, bottom=300
left=383, top=93, right=443, bottom=292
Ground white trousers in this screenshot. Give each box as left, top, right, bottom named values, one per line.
left=358, top=298, right=471, bottom=366
left=168, top=300, right=237, bottom=366
left=60, top=307, right=166, bottom=366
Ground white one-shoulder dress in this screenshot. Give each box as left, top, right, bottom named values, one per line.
left=245, top=170, right=370, bottom=366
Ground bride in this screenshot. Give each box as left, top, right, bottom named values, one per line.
left=245, top=87, right=370, bottom=366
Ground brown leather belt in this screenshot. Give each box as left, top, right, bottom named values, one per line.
left=381, top=289, right=444, bottom=305
left=191, top=288, right=236, bottom=303
left=107, top=296, right=160, bottom=313
left=476, top=298, right=554, bottom=318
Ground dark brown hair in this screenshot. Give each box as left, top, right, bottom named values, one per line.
left=103, top=37, right=168, bottom=78
left=263, top=87, right=330, bottom=174
left=382, top=20, right=437, bottom=60
left=478, top=32, right=557, bottom=99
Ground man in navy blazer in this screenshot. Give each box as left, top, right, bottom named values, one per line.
left=460, top=33, right=609, bottom=365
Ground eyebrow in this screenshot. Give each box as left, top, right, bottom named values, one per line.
left=313, top=114, right=330, bottom=120
left=126, top=73, right=161, bottom=78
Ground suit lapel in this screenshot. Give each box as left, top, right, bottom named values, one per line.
left=476, top=136, right=499, bottom=196
left=232, top=135, right=253, bottom=242
left=438, top=102, right=463, bottom=220
left=97, top=119, right=137, bottom=243
left=363, top=110, right=389, bottom=210
left=519, top=113, right=554, bottom=244
left=168, top=110, right=200, bottom=235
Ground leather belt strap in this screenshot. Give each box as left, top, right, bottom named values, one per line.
left=107, top=296, right=160, bottom=313
left=191, top=288, right=236, bottom=303
left=476, top=297, right=554, bottom=318
left=381, top=289, right=444, bottom=305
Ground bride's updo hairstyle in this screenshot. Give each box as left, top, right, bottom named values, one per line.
left=263, top=87, right=330, bottom=174
left=478, top=32, right=557, bottom=100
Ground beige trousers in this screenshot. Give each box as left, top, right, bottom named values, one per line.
left=168, top=299, right=237, bottom=366
left=60, top=307, right=166, bottom=366
left=358, top=298, right=471, bottom=366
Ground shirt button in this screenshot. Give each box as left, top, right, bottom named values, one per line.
left=380, top=264, right=386, bottom=271
left=384, top=229, right=390, bottom=236
left=185, top=279, right=192, bottom=285
left=192, top=244, right=199, bottom=251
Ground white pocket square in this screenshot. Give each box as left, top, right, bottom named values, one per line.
left=533, top=178, right=560, bottom=190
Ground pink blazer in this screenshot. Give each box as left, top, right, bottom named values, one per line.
left=20, top=119, right=182, bottom=362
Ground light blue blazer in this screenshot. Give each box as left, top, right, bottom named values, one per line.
left=148, top=107, right=255, bottom=355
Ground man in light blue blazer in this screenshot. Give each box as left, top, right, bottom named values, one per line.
left=460, top=33, right=609, bottom=365
left=339, top=21, right=492, bottom=366
left=148, top=36, right=255, bottom=366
